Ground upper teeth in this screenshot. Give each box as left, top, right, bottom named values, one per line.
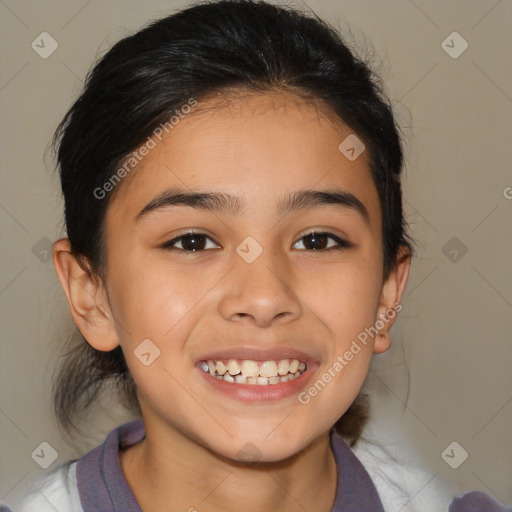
left=200, top=358, right=307, bottom=382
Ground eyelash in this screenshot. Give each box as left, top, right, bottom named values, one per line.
left=161, top=229, right=353, bottom=253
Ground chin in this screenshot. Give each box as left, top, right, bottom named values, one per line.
left=204, top=427, right=317, bottom=465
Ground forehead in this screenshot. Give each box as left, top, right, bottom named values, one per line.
left=106, top=90, right=380, bottom=228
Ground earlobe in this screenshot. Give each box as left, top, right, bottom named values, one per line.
left=52, top=238, right=120, bottom=351
left=373, top=246, right=412, bottom=354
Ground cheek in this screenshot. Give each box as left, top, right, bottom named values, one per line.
left=111, top=258, right=200, bottom=341
left=114, top=271, right=199, bottom=418
left=109, top=259, right=213, bottom=396
left=300, top=257, right=382, bottom=339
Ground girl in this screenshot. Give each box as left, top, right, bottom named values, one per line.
left=1, top=1, right=507, bottom=510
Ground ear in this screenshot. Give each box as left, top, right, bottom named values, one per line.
left=52, top=238, right=120, bottom=351
left=373, top=245, right=412, bottom=354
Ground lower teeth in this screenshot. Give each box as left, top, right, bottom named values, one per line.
left=212, top=370, right=303, bottom=385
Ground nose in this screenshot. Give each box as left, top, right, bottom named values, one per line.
left=217, top=246, right=303, bottom=328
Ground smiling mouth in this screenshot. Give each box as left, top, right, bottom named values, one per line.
left=199, top=358, right=307, bottom=385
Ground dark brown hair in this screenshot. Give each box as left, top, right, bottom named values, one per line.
left=51, top=0, right=414, bottom=446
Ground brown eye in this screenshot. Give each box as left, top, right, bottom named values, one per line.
left=162, top=232, right=220, bottom=252
left=292, top=231, right=352, bottom=251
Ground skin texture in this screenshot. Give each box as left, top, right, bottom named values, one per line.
left=53, top=90, right=411, bottom=512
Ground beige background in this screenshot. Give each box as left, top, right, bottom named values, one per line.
left=1, top=0, right=511, bottom=508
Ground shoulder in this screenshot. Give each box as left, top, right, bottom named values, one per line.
left=349, top=437, right=510, bottom=512
left=349, top=435, right=454, bottom=511
left=0, top=460, right=82, bottom=512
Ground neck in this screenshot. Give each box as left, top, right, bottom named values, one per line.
left=120, top=420, right=338, bottom=512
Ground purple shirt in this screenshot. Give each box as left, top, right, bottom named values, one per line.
left=75, top=418, right=385, bottom=511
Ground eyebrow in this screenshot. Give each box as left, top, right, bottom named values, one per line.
left=135, top=187, right=370, bottom=226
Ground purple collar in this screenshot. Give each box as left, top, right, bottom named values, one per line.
left=76, top=418, right=384, bottom=511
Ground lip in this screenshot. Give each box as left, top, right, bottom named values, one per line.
left=195, top=346, right=320, bottom=402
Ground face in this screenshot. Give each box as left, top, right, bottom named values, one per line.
left=98, top=90, right=398, bottom=462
